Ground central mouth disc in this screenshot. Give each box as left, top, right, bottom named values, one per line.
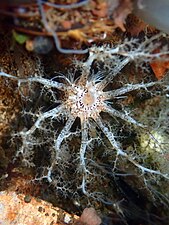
left=82, top=90, right=95, bottom=106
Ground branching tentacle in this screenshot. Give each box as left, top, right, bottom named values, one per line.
left=79, top=121, right=88, bottom=170
left=54, top=115, right=76, bottom=158
left=95, top=115, right=124, bottom=155
left=97, top=57, right=131, bottom=90
left=21, top=105, right=64, bottom=137
left=96, top=115, right=169, bottom=180
left=0, top=72, right=68, bottom=90
left=18, top=77, right=68, bottom=91
left=104, top=104, right=145, bottom=128
left=79, top=120, right=92, bottom=195
left=104, top=82, right=159, bottom=98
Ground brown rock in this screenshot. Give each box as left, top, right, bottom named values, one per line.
left=0, top=191, right=79, bottom=225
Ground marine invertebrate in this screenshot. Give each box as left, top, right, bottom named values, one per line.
left=0, top=34, right=169, bottom=206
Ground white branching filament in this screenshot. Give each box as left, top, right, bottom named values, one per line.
left=0, top=35, right=169, bottom=202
